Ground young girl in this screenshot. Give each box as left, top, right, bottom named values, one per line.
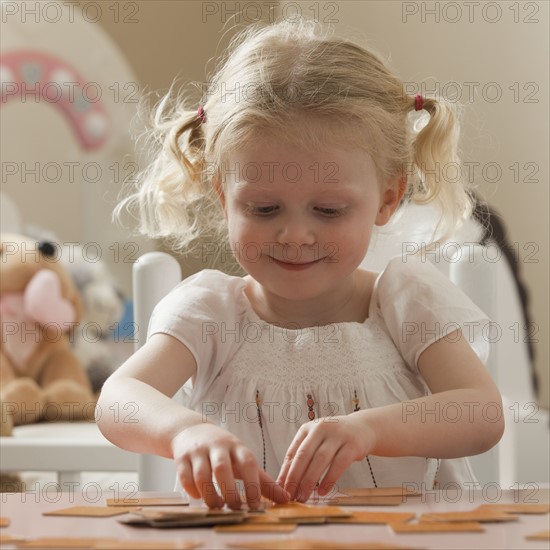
left=99, top=18, right=504, bottom=510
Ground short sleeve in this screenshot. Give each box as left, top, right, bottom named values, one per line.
left=376, top=256, right=491, bottom=373
left=147, top=269, right=245, bottom=400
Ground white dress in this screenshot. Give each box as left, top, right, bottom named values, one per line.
left=148, top=256, right=491, bottom=491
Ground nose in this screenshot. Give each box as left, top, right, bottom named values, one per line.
left=276, top=214, right=316, bottom=247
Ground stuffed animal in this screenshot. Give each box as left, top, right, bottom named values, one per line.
left=22, top=226, right=126, bottom=394
left=0, top=233, right=95, bottom=436
left=64, top=243, right=125, bottom=394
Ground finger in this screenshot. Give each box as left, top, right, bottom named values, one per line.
left=293, top=441, right=338, bottom=503
left=283, top=433, right=320, bottom=500
left=191, top=455, right=224, bottom=509
left=210, top=449, right=241, bottom=510
left=318, top=447, right=353, bottom=497
left=259, top=468, right=291, bottom=503
left=277, top=426, right=310, bottom=487
left=177, top=457, right=200, bottom=499
left=232, top=446, right=261, bottom=510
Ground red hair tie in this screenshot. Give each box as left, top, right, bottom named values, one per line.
left=415, top=94, right=424, bottom=112
left=197, top=106, right=206, bottom=124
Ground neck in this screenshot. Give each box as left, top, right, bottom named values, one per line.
left=244, top=271, right=369, bottom=328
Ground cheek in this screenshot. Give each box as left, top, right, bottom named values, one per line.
left=226, top=209, right=245, bottom=239
left=226, top=214, right=260, bottom=252
left=337, top=236, right=371, bottom=262
left=327, top=219, right=373, bottom=260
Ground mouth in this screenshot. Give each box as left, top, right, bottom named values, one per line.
left=269, top=257, right=324, bottom=271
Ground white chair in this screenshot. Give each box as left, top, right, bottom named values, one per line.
left=132, top=204, right=548, bottom=490
left=449, top=246, right=549, bottom=485
left=132, top=253, right=182, bottom=491
left=0, top=422, right=138, bottom=486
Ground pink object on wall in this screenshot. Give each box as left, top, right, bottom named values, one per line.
left=0, top=50, right=111, bottom=150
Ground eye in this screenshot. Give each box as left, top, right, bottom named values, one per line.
left=38, top=241, right=57, bottom=257
left=246, top=205, right=279, bottom=216
left=315, top=206, right=345, bottom=217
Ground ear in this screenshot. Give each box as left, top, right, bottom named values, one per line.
left=375, top=173, right=407, bottom=226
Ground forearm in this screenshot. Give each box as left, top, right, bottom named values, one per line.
left=96, top=377, right=207, bottom=458
left=357, top=389, right=505, bottom=459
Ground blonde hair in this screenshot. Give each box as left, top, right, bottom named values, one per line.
left=116, top=17, right=475, bottom=256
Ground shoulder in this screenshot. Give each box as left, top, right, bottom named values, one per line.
left=373, top=255, right=491, bottom=372
left=147, top=269, right=248, bottom=359
left=374, top=254, right=470, bottom=319
left=171, top=268, right=244, bottom=295
left=373, top=255, right=455, bottom=307
left=378, top=254, right=441, bottom=289
left=174, top=268, right=244, bottom=292
left=147, top=270, right=248, bottom=395
left=155, top=269, right=247, bottom=318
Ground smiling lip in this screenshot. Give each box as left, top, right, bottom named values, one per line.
left=270, top=257, right=323, bottom=271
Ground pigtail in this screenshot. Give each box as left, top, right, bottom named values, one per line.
left=407, top=95, right=475, bottom=245
left=114, top=89, right=224, bottom=255
left=164, top=109, right=206, bottom=181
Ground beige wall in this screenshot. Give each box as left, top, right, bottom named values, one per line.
left=84, top=1, right=547, bottom=408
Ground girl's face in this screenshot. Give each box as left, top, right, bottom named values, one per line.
left=218, top=139, right=403, bottom=304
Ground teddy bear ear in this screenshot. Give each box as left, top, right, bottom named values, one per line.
left=38, top=241, right=59, bottom=258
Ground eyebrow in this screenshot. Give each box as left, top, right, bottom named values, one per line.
left=230, top=178, right=358, bottom=191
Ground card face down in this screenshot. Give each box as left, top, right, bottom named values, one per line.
left=339, top=487, right=420, bottom=497
left=226, top=539, right=420, bottom=549
left=106, top=497, right=188, bottom=507
left=475, top=503, right=550, bottom=515
left=15, top=539, right=201, bottom=550
left=328, top=511, right=416, bottom=524
left=43, top=506, right=139, bottom=517
left=214, top=523, right=297, bottom=533
left=94, top=541, right=202, bottom=549
left=14, top=538, right=120, bottom=548
left=328, top=496, right=402, bottom=506
left=391, top=522, right=485, bottom=533
left=118, top=507, right=247, bottom=528
left=526, top=530, right=550, bottom=541
left=267, top=503, right=351, bottom=519
left=420, top=510, right=519, bottom=523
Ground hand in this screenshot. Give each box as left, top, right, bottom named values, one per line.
left=277, top=413, right=376, bottom=502
left=171, top=423, right=290, bottom=510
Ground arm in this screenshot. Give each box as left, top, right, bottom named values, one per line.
left=358, top=328, right=504, bottom=458
left=96, top=332, right=202, bottom=458
left=97, top=333, right=289, bottom=509
left=278, top=329, right=504, bottom=500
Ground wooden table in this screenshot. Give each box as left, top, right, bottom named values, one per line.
left=1, top=487, right=549, bottom=549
